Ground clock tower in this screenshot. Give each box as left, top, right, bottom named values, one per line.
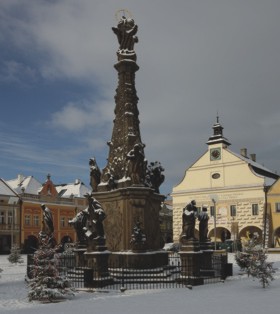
left=206, top=116, right=231, bottom=147
left=206, top=116, right=231, bottom=161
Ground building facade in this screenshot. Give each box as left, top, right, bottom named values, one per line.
left=160, top=200, right=173, bottom=243
left=267, top=179, right=280, bottom=248
left=0, top=179, right=20, bottom=253
left=5, top=174, right=91, bottom=253
left=172, top=118, right=279, bottom=248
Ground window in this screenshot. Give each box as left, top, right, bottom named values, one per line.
left=33, top=215, right=39, bottom=226
left=24, top=215, right=31, bottom=226
left=8, top=211, right=13, bottom=224
left=275, top=203, right=280, bottom=213
left=0, top=211, right=5, bottom=224
left=212, top=173, right=220, bottom=179
left=252, top=204, right=259, bottom=216
left=210, top=206, right=215, bottom=216
left=60, top=217, right=65, bottom=227
left=230, top=205, right=236, bottom=217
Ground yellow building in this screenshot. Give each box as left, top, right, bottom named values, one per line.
left=267, top=179, right=280, bottom=248
left=172, top=118, right=279, bottom=248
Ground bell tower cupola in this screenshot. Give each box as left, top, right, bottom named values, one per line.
left=206, top=116, right=231, bottom=148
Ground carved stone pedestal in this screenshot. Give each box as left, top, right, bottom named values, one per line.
left=93, top=187, right=165, bottom=252
left=178, top=240, right=203, bottom=286
left=111, top=250, right=168, bottom=269
left=73, top=245, right=87, bottom=268
left=84, top=249, right=113, bottom=288
left=199, top=242, right=215, bottom=277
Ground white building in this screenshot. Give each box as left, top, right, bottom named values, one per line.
left=172, top=118, right=278, bottom=247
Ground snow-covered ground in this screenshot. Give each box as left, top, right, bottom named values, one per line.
left=0, top=253, right=280, bottom=314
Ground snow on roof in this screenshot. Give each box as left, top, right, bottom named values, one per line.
left=0, top=178, right=19, bottom=197
left=228, top=149, right=279, bottom=183
left=264, top=177, right=277, bottom=187
left=6, top=175, right=42, bottom=194
left=55, top=179, right=91, bottom=198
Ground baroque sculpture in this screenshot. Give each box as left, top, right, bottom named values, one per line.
left=68, top=209, right=88, bottom=245
left=130, top=220, right=147, bottom=252
left=145, top=161, right=165, bottom=193
left=39, top=204, right=55, bottom=247
left=126, top=143, right=147, bottom=185
left=180, top=200, right=198, bottom=241
left=198, top=206, right=210, bottom=243
left=69, top=193, right=106, bottom=249
left=112, top=16, right=139, bottom=52
left=89, top=157, right=101, bottom=192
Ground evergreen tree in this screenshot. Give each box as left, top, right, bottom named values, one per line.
left=235, top=233, right=276, bottom=288
left=249, top=250, right=276, bottom=288
left=28, top=234, right=74, bottom=302
left=8, top=245, right=23, bottom=264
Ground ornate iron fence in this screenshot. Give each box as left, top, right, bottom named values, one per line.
left=27, top=252, right=231, bottom=290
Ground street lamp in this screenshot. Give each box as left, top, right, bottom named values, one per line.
left=263, top=184, right=269, bottom=249
left=210, top=194, right=218, bottom=250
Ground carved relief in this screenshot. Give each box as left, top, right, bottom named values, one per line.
left=103, top=203, right=123, bottom=250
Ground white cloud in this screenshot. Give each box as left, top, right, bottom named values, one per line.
left=49, top=98, right=113, bottom=132
left=0, top=61, right=36, bottom=83
left=1, top=0, right=280, bottom=195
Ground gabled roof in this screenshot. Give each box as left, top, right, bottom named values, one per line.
left=228, top=149, right=279, bottom=183
left=6, top=175, right=42, bottom=194
left=39, top=174, right=58, bottom=197
left=55, top=179, right=91, bottom=198
left=0, top=178, right=19, bottom=197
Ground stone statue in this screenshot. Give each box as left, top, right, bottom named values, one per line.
left=105, top=171, right=116, bottom=190
left=39, top=204, right=55, bottom=248
left=145, top=161, right=165, bottom=193
left=130, top=220, right=147, bottom=251
left=112, top=16, right=138, bottom=51
left=198, top=206, right=210, bottom=243
left=41, top=204, right=54, bottom=236
left=180, top=200, right=198, bottom=241
left=126, top=143, right=147, bottom=185
left=69, top=210, right=88, bottom=245
left=89, top=157, right=101, bottom=192
left=83, top=193, right=106, bottom=242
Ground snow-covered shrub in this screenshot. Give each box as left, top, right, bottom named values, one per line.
left=235, top=236, right=276, bottom=288
left=8, top=245, right=23, bottom=264
left=28, top=245, right=75, bottom=302
left=249, top=250, right=276, bottom=288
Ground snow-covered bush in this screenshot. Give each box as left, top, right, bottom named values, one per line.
left=248, top=250, right=276, bottom=288
left=28, top=244, right=75, bottom=302
left=8, top=245, right=24, bottom=264
left=235, top=236, right=276, bottom=288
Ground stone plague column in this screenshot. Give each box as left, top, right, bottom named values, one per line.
left=89, top=15, right=167, bottom=268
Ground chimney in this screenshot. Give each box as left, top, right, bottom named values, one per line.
left=240, top=148, right=247, bottom=158
left=250, top=153, right=256, bottom=162
left=17, top=174, right=24, bottom=185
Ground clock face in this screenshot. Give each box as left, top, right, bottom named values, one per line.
left=210, top=148, right=221, bottom=160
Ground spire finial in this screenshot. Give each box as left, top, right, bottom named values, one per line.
left=216, top=112, right=219, bottom=124
left=115, top=9, right=133, bottom=22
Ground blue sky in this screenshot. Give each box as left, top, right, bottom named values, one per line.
left=1, top=0, right=280, bottom=197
